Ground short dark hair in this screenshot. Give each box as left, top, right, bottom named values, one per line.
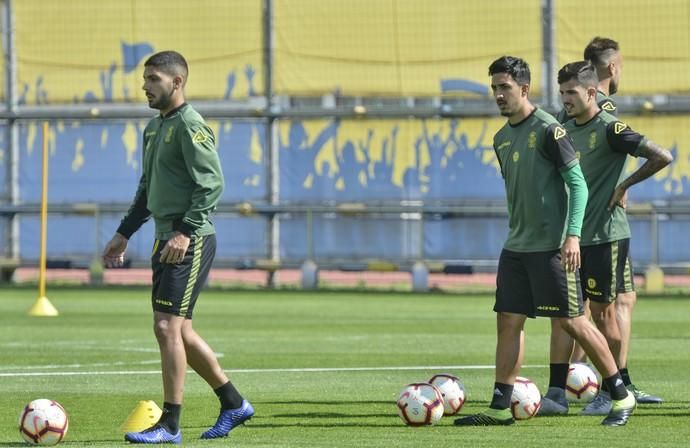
left=557, top=61, right=599, bottom=87
left=144, top=51, right=189, bottom=79
left=488, top=56, right=531, bottom=85
left=584, top=37, right=619, bottom=68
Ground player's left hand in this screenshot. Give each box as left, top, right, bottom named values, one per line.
left=159, top=232, right=191, bottom=264
left=560, top=235, right=581, bottom=273
left=608, top=185, right=628, bottom=210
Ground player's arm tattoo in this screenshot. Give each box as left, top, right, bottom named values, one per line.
left=618, top=140, right=673, bottom=191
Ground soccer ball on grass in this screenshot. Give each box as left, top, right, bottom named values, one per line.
left=18, top=399, right=69, bottom=446
left=510, top=376, right=541, bottom=420
left=396, top=383, right=444, bottom=426
left=428, top=373, right=465, bottom=415
left=566, top=363, right=600, bottom=403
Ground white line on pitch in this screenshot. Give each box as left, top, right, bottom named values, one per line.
left=0, top=364, right=546, bottom=378
left=0, top=360, right=161, bottom=371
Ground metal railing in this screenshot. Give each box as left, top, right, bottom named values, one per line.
left=3, top=200, right=689, bottom=273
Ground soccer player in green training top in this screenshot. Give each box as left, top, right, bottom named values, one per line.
left=547, top=36, right=663, bottom=410
left=551, top=38, right=624, bottom=370
left=581, top=37, right=662, bottom=405
left=103, top=51, right=253, bottom=444
left=543, top=37, right=664, bottom=413
left=538, top=61, right=672, bottom=417
left=453, top=56, right=636, bottom=427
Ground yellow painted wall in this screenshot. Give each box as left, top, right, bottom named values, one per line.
left=274, top=0, right=542, bottom=96
left=556, top=0, right=690, bottom=94
left=7, top=0, right=690, bottom=101
left=15, top=0, right=262, bottom=104
left=278, top=113, right=690, bottom=196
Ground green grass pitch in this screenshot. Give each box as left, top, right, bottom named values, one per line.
left=1, top=286, right=689, bottom=447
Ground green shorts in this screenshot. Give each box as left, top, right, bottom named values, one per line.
left=495, top=248, right=583, bottom=318
left=150, top=234, right=216, bottom=319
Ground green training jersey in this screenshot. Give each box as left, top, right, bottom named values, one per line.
left=564, top=110, right=645, bottom=246
left=493, top=108, right=580, bottom=252
left=556, top=90, right=617, bottom=124
left=118, top=103, right=224, bottom=240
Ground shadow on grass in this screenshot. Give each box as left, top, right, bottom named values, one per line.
left=184, top=414, right=403, bottom=431
left=256, top=400, right=492, bottom=406
left=231, top=422, right=404, bottom=428
left=632, top=411, right=690, bottom=417
left=270, top=412, right=394, bottom=418
left=255, top=400, right=392, bottom=405
left=0, top=442, right=122, bottom=447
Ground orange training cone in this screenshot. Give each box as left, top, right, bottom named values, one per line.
left=120, top=400, right=162, bottom=432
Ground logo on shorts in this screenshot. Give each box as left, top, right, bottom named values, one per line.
left=587, top=278, right=597, bottom=289
left=155, top=298, right=173, bottom=307
left=512, top=151, right=519, bottom=162
left=537, top=305, right=560, bottom=311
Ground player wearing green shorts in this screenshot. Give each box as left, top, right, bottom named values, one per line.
left=539, top=61, right=672, bottom=417
left=454, top=56, right=635, bottom=428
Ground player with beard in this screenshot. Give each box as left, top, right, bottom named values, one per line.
left=539, top=61, right=671, bottom=417
left=103, top=51, right=254, bottom=444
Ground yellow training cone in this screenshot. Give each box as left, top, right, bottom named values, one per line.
left=28, top=296, right=59, bottom=317
left=645, top=265, right=664, bottom=294
left=120, top=401, right=162, bottom=432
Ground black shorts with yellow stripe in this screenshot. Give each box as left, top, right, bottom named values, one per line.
left=150, top=234, right=216, bottom=319
left=495, top=248, right=583, bottom=318
left=581, top=238, right=634, bottom=304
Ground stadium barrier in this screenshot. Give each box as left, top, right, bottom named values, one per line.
left=1, top=200, right=688, bottom=291
left=0, top=257, right=20, bottom=283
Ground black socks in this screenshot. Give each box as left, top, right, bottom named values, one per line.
left=214, top=381, right=244, bottom=410
left=619, top=367, right=632, bottom=386
left=548, top=363, right=570, bottom=389
left=158, top=402, right=181, bottom=433
left=489, top=382, right=514, bottom=410
left=603, top=373, right=628, bottom=400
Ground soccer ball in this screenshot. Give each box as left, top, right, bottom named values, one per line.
left=566, top=363, right=600, bottom=403
left=396, top=383, right=444, bottom=426
left=510, top=376, right=541, bottom=420
left=428, top=373, right=465, bottom=415
left=18, top=399, right=69, bottom=446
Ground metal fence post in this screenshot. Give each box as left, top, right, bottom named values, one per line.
left=263, top=0, right=279, bottom=288
left=542, top=0, right=558, bottom=111
left=2, top=0, right=19, bottom=260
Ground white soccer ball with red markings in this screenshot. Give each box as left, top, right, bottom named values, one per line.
left=396, top=383, right=444, bottom=426
left=566, top=363, right=600, bottom=403
left=428, top=373, right=465, bottom=415
left=510, top=376, right=542, bottom=420
left=18, top=399, right=69, bottom=446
